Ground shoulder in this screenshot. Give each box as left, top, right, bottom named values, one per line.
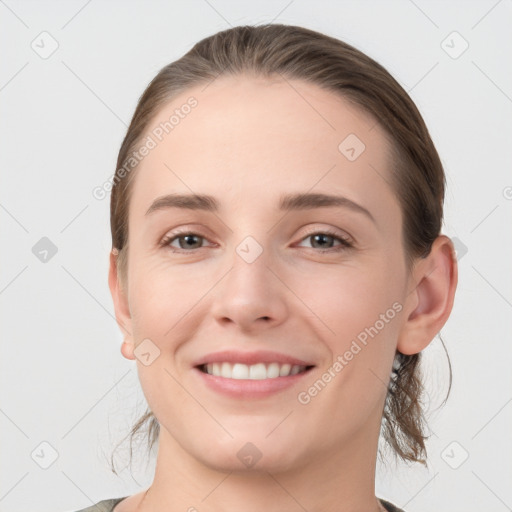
left=70, top=496, right=403, bottom=512
left=379, top=498, right=407, bottom=512
left=69, top=497, right=128, bottom=512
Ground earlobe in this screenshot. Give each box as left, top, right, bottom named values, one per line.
left=108, top=249, right=134, bottom=353
left=397, top=235, right=458, bottom=355
left=121, top=339, right=136, bottom=360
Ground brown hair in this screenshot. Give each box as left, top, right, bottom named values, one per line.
left=109, top=23, right=452, bottom=472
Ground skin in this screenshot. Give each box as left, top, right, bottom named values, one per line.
left=109, top=75, right=457, bottom=512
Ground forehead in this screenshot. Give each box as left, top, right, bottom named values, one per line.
left=128, top=75, right=399, bottom=225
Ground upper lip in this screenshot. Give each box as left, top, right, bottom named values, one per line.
left=193, top=350, right=315, bottom=367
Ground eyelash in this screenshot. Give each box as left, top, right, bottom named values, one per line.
left=159, top=228, right=354, bottom=254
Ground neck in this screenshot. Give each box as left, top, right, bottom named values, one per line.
left=140, top=418, right=384, bottom=512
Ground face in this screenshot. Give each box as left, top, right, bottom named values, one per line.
left=115, top=75, right=413, bottom=473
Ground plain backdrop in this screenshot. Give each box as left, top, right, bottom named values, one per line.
left=1, top=1, right=511, bottom=511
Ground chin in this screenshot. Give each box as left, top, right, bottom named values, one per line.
left=188, top=433, right=306, bottom=474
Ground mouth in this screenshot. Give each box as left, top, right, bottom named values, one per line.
left=192, top=351, right=316, bottom=399
left=192, top=349, right=316, bottom=398
left=197, top=362, right=315, bottom=380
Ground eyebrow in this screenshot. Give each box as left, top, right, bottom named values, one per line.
left=145, top=192, right=375, bottom=223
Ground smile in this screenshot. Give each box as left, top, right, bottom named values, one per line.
left=198, top=362, right=312, bottom=380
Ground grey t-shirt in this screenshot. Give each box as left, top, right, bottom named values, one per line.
left=71, top=496, right=406, bottom=512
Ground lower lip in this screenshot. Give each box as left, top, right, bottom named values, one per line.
left=192, top=366, right=314, bottom=399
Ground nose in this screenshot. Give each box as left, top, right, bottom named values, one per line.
left=210, top=246, right=289, bottom=334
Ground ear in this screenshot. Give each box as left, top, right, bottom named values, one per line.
left=397, top=235, right=458, bottom=355
left=108, top=249, right=135, bottom=360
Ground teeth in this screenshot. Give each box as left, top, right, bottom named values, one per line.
left=249, top=363, right=266, bottom=380
left=267, top=362, right=280, bottom=378
left=232, top=363, right=249, bottom=379
left=221, top=362, right=232, bottom=378
left=203, top=362, right=308, bottom=379
left=290, top=365, right=300, bottom=375
left=279, top=363, right=291, bottom=376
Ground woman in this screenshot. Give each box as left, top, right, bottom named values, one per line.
left=74, top=23, right=457, bottom=512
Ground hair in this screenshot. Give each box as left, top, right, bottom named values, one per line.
left=109, top=23, right=452, bottom=473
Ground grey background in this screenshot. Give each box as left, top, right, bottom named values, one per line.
left=1, top=1, right=511, bottom=511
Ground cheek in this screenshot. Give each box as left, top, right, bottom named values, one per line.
left=294, top=268, right=401, bottom=408
left=127, top=262, right=202, bottom=425
left=293, top=259, right=403, bottom=403
left=127, top=254, right=205, bottom=334
left=294, top=258, right=403, bottom=346
left=128, top=246, right=404, bottom=350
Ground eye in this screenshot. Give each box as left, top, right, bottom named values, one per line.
left=160, top=231, right=212, bottom=252
left=160, top=228, right=354, bottom=254
left=297, top=229, right=354, bottom=252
